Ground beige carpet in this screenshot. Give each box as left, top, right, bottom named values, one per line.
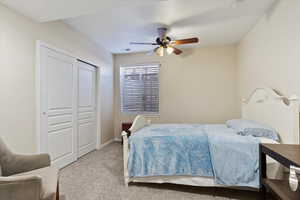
left=59, top=142, right=266, bottom=200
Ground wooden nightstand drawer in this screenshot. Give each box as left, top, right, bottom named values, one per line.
left=122, top=122, right=132, bottom=134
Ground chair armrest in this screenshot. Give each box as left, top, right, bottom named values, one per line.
left=289, top=165, right=300, bottom=191
left=0, top=175, right=42, bottom=200
left=0, top=175, right=42, bottom=184
left=3, top=153, right=50, bottom=176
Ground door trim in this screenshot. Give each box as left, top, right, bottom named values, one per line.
left=36, top=41, right=102, bottom=156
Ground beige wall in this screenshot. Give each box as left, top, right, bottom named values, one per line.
left=114, top=45, right=239, bottom=138
left=0, top=4, right=114, bottom=153
left=237, top=0, right=300, bottom=104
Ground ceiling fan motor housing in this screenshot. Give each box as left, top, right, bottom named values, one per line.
left=157, top=27, right=168, bottom=37
left=156, top=36, right=171, bottom=48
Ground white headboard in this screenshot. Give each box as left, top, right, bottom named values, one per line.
left=242, top=88, right=299, bottom=144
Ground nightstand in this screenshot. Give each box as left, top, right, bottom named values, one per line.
left=121, top=122, right=132, bottom=144
left=122, top=122, right=132, bottom=135
left=260, top=143, right=300, bottom=200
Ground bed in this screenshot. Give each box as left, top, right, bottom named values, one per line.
left=121, top=88, right=300, bottom=189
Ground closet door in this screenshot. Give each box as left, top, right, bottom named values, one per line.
left=40, top=46, right=78, bottom=169
left=77, top=61, right=97, bottom=157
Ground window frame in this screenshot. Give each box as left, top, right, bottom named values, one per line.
left=119, top=62, right=161, bottom=116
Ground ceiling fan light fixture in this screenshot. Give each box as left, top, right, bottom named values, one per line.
left=156, top=46, right=164, bottom=57
left=166, top=46, right=174, bottom=55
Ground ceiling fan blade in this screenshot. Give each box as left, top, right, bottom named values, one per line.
left=172, top=38, right=199, bottom=45
left=173, top=47, right=183, bottom=55
left=130, top=42, right=158, bottom=45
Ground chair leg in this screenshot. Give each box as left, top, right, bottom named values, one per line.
left=56, top=181, right=59, bottom=200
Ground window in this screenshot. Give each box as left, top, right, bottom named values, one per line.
left=120, top=64, right=160, bottom=114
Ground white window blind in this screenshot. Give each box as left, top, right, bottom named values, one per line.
left=120, top=64, right=160, bottom=114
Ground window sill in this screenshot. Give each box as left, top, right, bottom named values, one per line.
left=121, top=112, right=160, bottom=118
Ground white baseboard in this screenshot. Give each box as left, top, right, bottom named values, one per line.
left=98, top=139, right=114, bottom=150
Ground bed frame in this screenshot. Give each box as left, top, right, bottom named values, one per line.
left=122, top=87, right=299, bottom=187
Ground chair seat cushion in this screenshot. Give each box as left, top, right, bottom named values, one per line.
left=11, top=166, right=59, bottom=200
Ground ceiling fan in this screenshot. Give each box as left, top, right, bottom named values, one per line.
left=130, top=27, right=199, bottom=56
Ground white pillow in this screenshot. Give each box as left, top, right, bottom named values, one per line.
left=129, top=115, right=150, bottom=134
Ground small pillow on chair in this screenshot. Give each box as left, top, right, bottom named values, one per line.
left=129, top=115, right=150, bottom=134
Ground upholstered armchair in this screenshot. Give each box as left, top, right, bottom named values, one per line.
left=0, top=137, right=59, bottom=200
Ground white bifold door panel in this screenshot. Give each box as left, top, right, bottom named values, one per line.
left=40, top=46, right=78, bottom=169
left=39, top=45, right=98, bottom=169
left=77, top=61, right=97, bottom=158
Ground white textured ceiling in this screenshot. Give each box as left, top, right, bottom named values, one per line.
left=1, top=0, right=276, bottom=54
left=0, top=0, right=164, bottom=22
